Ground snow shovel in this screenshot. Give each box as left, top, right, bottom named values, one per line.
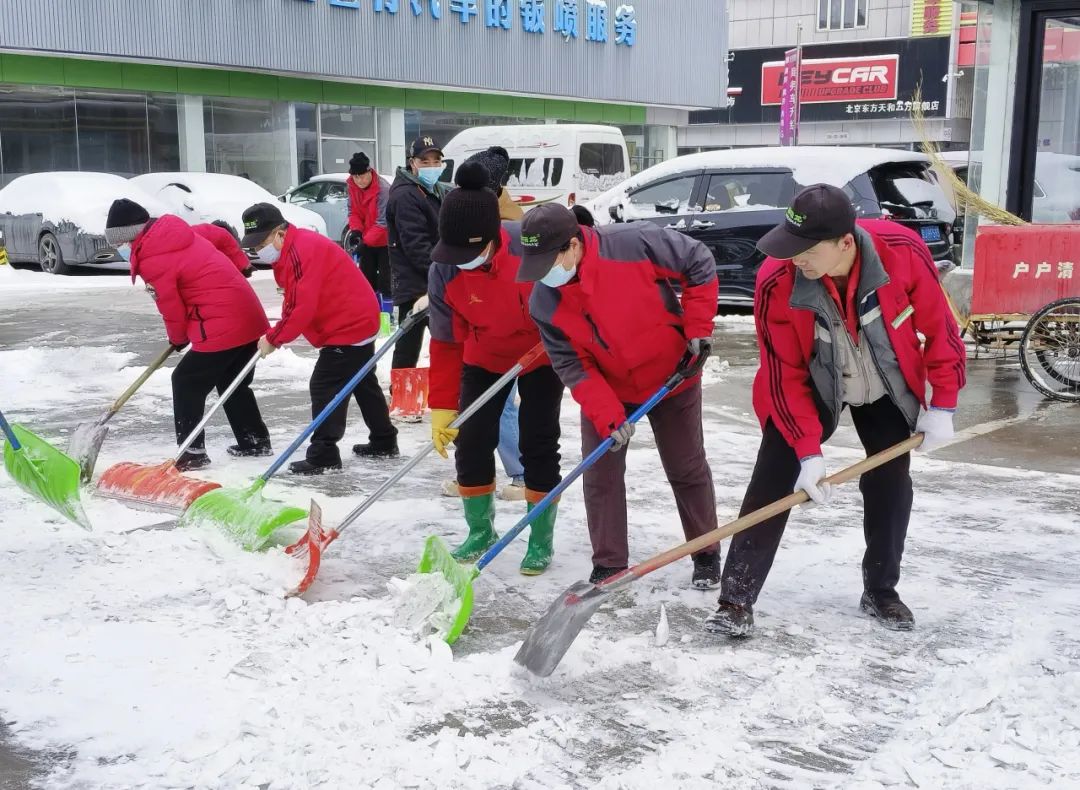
left=1, top=408, right=92, bottom=529
left=95, top=352, right=261, bottom=512
left=183, top=309, right=429, bottom=551
left=285, top=341, right=547, bottom=597
left=69, top=343, right=176, bottom=484
left=514, top=433, right=926, bottom=677
left=421, top=364, right=696, bottom=646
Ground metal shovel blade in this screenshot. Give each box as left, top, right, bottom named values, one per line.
left=513, top=580, right=613, bottom=677
left=67, top=419, right=109, bottom=484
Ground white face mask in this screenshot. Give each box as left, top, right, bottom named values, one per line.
left=117, top=245, right=131, bottom=262
left=257, top=243, right=281, bottom=265
left=417, top=166, right=444, bottom=189
left=540, top=261, right=576, bottom=288
left=457, top=251, right=489, bottom=270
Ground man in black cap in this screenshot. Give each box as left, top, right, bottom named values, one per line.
left=704, top=184, right=966, bottom=637
left=385, top=136, right=451, bottom=374
left=521, top=204, right=722, bottom=590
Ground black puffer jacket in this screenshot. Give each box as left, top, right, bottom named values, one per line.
left=385, top=167, right=449, bottom=306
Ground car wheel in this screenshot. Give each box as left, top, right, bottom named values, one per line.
left=38, top=232, right=72, bottom=275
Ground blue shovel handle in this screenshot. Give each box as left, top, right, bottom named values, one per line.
left=259, top=307, right=429, bottom=482
left=475, top=369, right=686, bottom=572
left=0, top=409, right=22, bottom=451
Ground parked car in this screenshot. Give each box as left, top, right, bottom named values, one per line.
left=938, top=150, right=1080, bottom=225
left=0, top=172, right=168, bottom=275
left=585, top=147, right=957, bottom=306
left=442, top=124, right=630, bottom=208
left=280, top=173, right=392, bottom=247
left=130, top=172, right=328, bottom=264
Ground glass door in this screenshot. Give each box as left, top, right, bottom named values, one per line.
left=1029, top=15, right=1080, bottom=223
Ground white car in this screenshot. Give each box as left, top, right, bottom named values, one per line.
left=130, top=173, right=329, bottom=245
left=0, top=172, right=169, bottom=275
left=281, top=173, right=392, bottom=247
left=938, top=150, right=1080, bottom=224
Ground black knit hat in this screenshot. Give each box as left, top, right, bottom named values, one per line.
left=463, top=146, right=511, bottom=192
left=349, top=152, right=371, bottom=176
left=431, top=162, right=501, bottom=266
left=105, top=199, right=151, bottom=246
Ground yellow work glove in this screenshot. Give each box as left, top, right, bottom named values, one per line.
left=431, top=409, right=460, bottom=459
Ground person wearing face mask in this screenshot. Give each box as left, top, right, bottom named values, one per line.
left=704, top=184, right=966, bottom=637
left=344, top=151, right=390, bottom=298
left=520, top=204, right=721, bottom=589
left=241, top=202, right=398, bottom=475
left=105, top=199, right=271, bottom=471
left=385, top=136, right=451, bottom=372
left=426, top=162, right=565, bottom=574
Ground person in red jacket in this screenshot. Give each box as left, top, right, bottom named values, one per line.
left=521, top=204, right=721, bottom=588
left=241, top=202, right=398, bottom=475
left=345, top=152, right=390, bottom=299
left=195, top=220, right=253, bottom=277
left=104, top=199, right=271, bottom=471
left=705, top=184, right=967, bottom=638
left=427, top=162, right=564, bottom=574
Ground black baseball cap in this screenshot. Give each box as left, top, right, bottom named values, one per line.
left=408, top=135, right=443, bottom=159
left=757, top=184, right=856, bottom=260
left=516, top=204, right=581, bottom=282
left=240, top=202, right=287, bottom=248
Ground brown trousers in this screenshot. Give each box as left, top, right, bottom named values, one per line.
left=581, top=382, right=719, bottom=568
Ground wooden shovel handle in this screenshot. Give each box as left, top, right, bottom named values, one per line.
left=624, top=434, right=925, bottom=583
left=107, top=344, right=176, bottom=417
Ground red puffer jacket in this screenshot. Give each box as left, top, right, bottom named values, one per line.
left=266, top=226, right=380, bottom=349
left=427, top=222, right=548, bottom=410
left=347, top=173, right=389, bottom=248
left=193, top=223, right=251, bottom=273
left=129, top=215, right=268, bottom=352
left=529, top=224, right=718, bottom=438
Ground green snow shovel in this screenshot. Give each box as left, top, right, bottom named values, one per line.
left=184, top=310, right=428, bottom=551
left=68, top=343, right=176, bottom=483
left=1, top=407, right=92, bottom=529
left=513, top=434, right=926, bottom=678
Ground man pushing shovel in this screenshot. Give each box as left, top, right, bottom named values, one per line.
left=705, top=184, right=966, bottom=637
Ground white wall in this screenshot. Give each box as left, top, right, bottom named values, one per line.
left=728, top=0, right=913, bottom=49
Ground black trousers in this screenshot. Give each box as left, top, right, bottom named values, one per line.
left=359, top=245, right=392, bottom=298
left=391, top=296, right=429, bottom=370
left=720, top=395, right=914, bottom=606
left=455, top=364, right=564, bottom=492
left=172, top=341, right=268, bottom=452
left=306, top=344, right=398, bottom=465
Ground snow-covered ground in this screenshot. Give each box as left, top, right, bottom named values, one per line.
left=1, top=269, right=1078, bottom=789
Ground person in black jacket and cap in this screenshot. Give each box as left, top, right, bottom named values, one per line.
left=385, top=135, right=451, bottom=371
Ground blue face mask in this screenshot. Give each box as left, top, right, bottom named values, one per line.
left=540, top=262, right=576, bottom=288
left=417, top=166, right=444, bottom=189
left=117, top=246, right=131, bottom=262
left=457, top=251, right=489, bottom=271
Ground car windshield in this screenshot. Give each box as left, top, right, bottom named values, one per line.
left=869, top=163, right=956, bottom=223
left=699, top=171, right=797, bottom=212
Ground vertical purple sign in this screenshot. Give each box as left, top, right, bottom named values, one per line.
left=779, top=46, right=801, bottom=146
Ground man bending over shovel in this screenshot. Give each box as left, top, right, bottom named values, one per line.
left=705, top=184, right=966, bottom=637
left=521, top=205, right=722, bottom=589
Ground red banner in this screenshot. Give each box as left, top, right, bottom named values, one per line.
left=761, top=55, right=900, bottom=105
left=971, top=225, right=1080, bottom=315
left=778, top=47, right=801, bottom=146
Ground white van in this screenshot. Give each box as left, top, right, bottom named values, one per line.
left=442, top=124, right=630, bottom=209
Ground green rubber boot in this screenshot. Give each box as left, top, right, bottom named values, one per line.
left=519, top=494, right=557, bottom=576
left=452, top=489, right=498, bottom=562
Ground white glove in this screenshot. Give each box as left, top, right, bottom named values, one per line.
left=916, top=407, right=955, bottom=452
left=795, top=455, right=833, bottom=506
left=411, top=295, right=430, bottom=314
left=608, top=421, right=635, bottom=453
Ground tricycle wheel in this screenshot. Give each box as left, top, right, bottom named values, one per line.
left=1020, top=297, right=1080, bottom=402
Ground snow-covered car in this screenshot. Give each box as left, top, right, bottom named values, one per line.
left=585, top=147, right=957, bottom=306
left=0, top=172, right=169, bottom=275
left=938, top=150, right=1080, bottom=224
left=280, top=173, right=392, bottom=247
left=130, top=172, right=328, bottom=262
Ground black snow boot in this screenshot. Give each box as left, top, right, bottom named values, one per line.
left=860, top=591, right=914, bottom=631
left=288, top=459, right=342, bottom=476
left=589, top=565, right=627, bottom=585
left=227, top=440, right=273, bottom=458
left=703, top=601, right=754, bottom=637
left=352, top=440, right=400, bottom=458
left=691, top=551, right=722, bottom=590
left=176, top=450, right=211, bottom=472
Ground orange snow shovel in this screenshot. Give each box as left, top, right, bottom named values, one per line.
left=96, top=352, right=261, bottom=512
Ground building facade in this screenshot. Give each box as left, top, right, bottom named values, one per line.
left=0, top=0, right=727, bottom=192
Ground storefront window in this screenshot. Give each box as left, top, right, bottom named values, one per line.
left=1030, top=16, right=1080, bottom=223
left=75, top=91, right=149, bottom=176
left=0, top=86, right=77, bottom=186
left=204, top=97, right=294, bottom=194
left=295, top=102, right=318, bottom=184
left=148, top=94, right=181, bottom=172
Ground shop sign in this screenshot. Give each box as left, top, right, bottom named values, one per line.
left=972, top=225, right=1080, bottom=315
left=296, top=0, right=637, bottom=45
left=778, top=47, right=800, bottom=146
left=910, top=0, right=952, bottom=38
left=761, top=55, right=899, bottom=105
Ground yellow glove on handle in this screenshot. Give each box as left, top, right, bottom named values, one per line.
left=431, top=409, right=460, bottom=458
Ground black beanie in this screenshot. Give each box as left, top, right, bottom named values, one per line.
left=431, top=161, right=501, bottom=266
left=105, top=199, right=151, bottom=246
left=349, top=152, right=371, bottom=176
left=463, top=146, right=511, bottom=193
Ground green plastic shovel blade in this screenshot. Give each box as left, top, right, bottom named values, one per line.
left=2, top=424, right=90, bottom=529
left=182, top=479, right=308, bottom=551
left=418, top=535, right=478, bottom=645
